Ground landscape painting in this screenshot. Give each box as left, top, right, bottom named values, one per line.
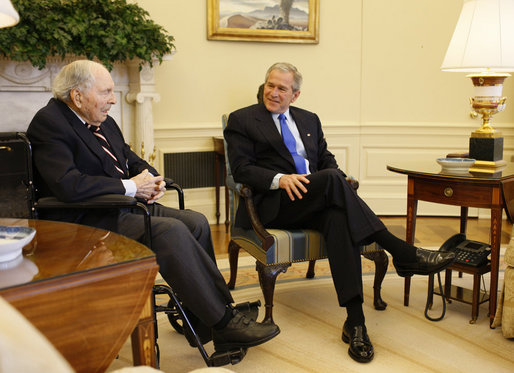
left=207, top=0, right=319, bottom=44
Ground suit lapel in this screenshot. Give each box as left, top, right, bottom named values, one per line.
left=255, top=105, right=297, bottom=170
left=56, top=100, right=124, bottom=178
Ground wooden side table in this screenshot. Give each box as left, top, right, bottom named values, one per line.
left=213, top=136, right=229, bottom=232
left=387, top=161, right=514, bottom=326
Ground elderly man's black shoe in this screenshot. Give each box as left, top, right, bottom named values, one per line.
left=342, top=321, right=374, bottom=363
left=212, top=309, right=280, bottom=352
left=393, top=248, right=456, bottom=277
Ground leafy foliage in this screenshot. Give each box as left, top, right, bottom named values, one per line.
left=0, top=0, right=175, bottom=70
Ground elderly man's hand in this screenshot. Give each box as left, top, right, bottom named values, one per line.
left=131, top=169, right=165, bottom=202
left=147, top=180, right=166, bottom=204
left=279, top=174, right=310, bottom=201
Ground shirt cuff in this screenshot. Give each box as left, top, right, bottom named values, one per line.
left=122, top=179, right=137, bottom=197
left=270, top=173, right=284, bottom=190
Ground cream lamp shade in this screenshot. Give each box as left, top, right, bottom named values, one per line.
left=0, top=0, right=19, bottom=28
left=441, top=0, right=514, bottom=169
left=441, top=0, right=514, bottom=72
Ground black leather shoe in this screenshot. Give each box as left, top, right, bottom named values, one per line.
left=342, top=321, right=374, bottom=363
left=212, top=309, right=280, bottom=352
left=393, top=248, right=456, bottom=277
left=183, top=301, right=261, bottom=348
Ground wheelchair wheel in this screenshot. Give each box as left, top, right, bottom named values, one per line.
left=166, top=298, right=184, bottom=334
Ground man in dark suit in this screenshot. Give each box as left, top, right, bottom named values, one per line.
left=224, top=62, right=455, bottom=363
left=27, top=60, right=279, bottom=353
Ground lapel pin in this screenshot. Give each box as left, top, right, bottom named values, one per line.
left=307, top=133, right=311, bottom=136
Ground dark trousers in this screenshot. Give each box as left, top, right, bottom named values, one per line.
left=267, top=168, right=385, bottom=306
left=106, top=204, right=233, bottom=327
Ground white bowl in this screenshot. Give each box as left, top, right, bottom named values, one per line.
left=0, top=226, right=36, bottom=263
left=0, top=257, right=38, bottom=287
left=436, top=158, right=476, bottom=173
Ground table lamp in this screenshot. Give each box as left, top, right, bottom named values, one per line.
left=441, top=0, right=514, bottom=171
left=0, top=0, right=19, bottom=28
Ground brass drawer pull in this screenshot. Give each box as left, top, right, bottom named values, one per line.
left=444, top=187, right=453, bottom=197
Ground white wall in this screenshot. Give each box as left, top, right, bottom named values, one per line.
left=135, top=0, right=514, bottom=221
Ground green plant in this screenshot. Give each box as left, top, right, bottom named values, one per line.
left=0, top=0, right=175, bottom=70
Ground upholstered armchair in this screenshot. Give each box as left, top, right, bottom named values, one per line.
left=221, top=115, right=389, bottom=323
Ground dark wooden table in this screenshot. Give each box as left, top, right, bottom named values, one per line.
left=0, top=218, right=159, bottom=372
left=387, top=161, right=514, bottom=326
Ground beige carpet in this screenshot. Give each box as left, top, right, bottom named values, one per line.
left=108, top=255, right=513, bottom=373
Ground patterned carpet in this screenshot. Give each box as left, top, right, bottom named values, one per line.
left=108, top=253, right=512, bottom=373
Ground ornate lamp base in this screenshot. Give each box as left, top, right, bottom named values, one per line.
left=466, top=71, right=509, bottom=170
left=469, top=137, right=503, bottom=162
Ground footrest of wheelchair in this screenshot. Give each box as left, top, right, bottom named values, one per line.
left=209, top=348, right=247, bottom=367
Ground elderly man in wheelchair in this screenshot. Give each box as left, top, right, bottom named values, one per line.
left=23, top=60, right=279, bottom=366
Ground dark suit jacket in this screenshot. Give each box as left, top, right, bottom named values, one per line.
left=224, top=103, right=343, bottom=228
left=26, top=98, right=158, bottom=230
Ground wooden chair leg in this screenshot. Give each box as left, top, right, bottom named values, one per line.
left=361, top=250, right=388, bottom=310
left=256, top=261, right=291, bottom=324
left=404, top=277, right=411, bottom=306
left=227, top=240, right=240, bottom=289
left=306, top=260, right=316, bottom=278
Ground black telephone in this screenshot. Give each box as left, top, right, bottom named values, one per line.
left=439, top=233, right=491, bottom=267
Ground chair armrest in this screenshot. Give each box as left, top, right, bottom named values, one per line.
left=238, top=174, right=359, bottom=252
left=36, top=194, right=139, bottom=209
left=347, top=175, right=359, bottom=190
left=226, top=174, right=241, bottom=193
left=164, top=178, right=184, bottom=210
left=239, top=185, right=275, bottom=251
left=35, top=195, right=153, bottom=247
left=35, top=178, right=184, bottom=214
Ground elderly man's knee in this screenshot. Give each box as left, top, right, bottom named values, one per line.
left=153, top=218, right=189, bottom=239
left=190, top=210, right=210, bottom=229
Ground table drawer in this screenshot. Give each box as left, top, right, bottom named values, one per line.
left=413, top=178, right=494, bottom=207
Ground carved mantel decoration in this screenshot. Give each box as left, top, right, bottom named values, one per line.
left=125, top=59, right=162, bottom=167
left=0, top=55, right=168, bottom=170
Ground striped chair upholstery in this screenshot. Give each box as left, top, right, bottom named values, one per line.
left=222, top=115, right=388, bottom=323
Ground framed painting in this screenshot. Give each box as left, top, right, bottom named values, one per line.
left=207, top=0, right=319, bottom=44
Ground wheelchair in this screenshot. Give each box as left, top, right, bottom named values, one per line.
left=0, top=131, right=254, bottom=368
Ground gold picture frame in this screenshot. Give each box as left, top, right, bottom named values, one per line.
left=207, top=0, right=319, bottom=44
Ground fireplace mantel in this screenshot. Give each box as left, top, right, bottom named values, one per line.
left=0, top=56, right=165, bottom=170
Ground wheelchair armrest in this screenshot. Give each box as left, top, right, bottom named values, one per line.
left=36, top=194, right=140, bottom=209
left=35, top=195, right=153, bottom=247
left=164, top=178, right=184, bottom=210
left=239, top=185, right=275, bottom=251
left=36, top=179, right=185, bottom=212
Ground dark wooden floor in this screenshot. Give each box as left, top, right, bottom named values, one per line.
left=211, top=216, right=513, bottom=258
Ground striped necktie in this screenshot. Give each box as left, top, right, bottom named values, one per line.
left=87, top=124, right=125, bottom=177
left=278, top=114, right=307, bottom=174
